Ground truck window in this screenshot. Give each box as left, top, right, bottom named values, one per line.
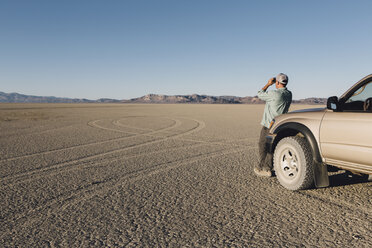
left=343, top=81, right=372, bottom=111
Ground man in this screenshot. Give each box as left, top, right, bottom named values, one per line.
left=255, top=73, right=292, bottom=177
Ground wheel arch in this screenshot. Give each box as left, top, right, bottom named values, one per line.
left=272, top=122, right=322, bottom=164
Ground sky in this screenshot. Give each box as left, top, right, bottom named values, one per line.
left=0, top=0, right=371, bottom=100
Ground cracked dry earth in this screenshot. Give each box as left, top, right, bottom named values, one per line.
left=0, top=104, right=371, bottom=247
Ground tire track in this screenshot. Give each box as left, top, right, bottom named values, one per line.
left=0, top=142, right=214, bottom=222
left=0, top=116, right=180, bottom=163
left=109, top=117, right=254, bottom=149
left=113, top=118, right=155, bottom=132
left=4, top=122, right=257, bottom=187
left=0, top=128, right=131, bottom=163
left=88, top=119, right=140, bottom=135
left=2, top=146, right=250, bottom=232
left=173, top=137, right=256, bottom=149
left=112, top=116, right=191, bottom=132
left=62, top=147, right=247, bottom=209
left=1, top=118, right=204, bottom=184
left=6, top=142, right=209, bottom=186
left=89, top=117, right=181, bottom=135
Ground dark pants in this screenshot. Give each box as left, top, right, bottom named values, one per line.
left=257, top=126, right=273, bottom=171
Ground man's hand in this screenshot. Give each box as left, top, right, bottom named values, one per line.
left=268, top=77, right=276, bottom=86
left=262, top=77, right=276, bottom=91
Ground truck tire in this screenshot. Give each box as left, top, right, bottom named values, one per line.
left=273, top=136, right=314, bottom=190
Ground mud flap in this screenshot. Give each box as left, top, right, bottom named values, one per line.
left=313, top=162, right=329, bottom=188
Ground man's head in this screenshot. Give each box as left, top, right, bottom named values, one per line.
left=275, top=73, right=288, bottom=88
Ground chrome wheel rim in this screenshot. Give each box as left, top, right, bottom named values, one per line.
left=279, top=148, right=299, bottom=180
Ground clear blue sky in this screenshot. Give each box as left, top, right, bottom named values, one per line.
left=1, top=0, right=371, bottom=100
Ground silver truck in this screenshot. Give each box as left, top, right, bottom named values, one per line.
left=266, top=74, right=372, bottom=190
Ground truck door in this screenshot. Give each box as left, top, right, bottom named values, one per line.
left=320, top=80, right=372, bottom=173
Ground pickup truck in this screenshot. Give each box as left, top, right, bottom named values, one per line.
left=266, top=74, right=372, bottom=190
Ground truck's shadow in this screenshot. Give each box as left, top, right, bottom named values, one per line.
left=328, top=171, right=371, bottom=187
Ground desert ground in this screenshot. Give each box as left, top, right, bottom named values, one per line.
left=0, top=103, right=371, bottom=247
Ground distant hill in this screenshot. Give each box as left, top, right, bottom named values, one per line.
left=0, top=92, right=120, bottom=103
left=124, top=94, right=327, bottom=105
left=292, top=98, right=327, bottom=105
left=123, top=94, right=244, bottom=104
left=0, top=91, right=326, bottom=104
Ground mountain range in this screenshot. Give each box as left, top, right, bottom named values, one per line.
left=0, top=92, right=120, bottom=103
left=0, top=91, right=327, bottom=104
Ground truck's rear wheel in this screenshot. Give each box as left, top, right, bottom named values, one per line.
left=274, top=136, right=314, bottom=190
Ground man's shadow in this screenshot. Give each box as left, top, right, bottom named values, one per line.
left=327, top=166, right=371, bottom=187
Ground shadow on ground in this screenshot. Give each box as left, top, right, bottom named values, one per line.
left=328, top=171, right=371, bottom=188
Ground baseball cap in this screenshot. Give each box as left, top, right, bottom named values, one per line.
left=276, top=73, right=288, bottom=84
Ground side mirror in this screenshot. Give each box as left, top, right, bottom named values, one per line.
left=327, top=96, right=340, bottom=111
